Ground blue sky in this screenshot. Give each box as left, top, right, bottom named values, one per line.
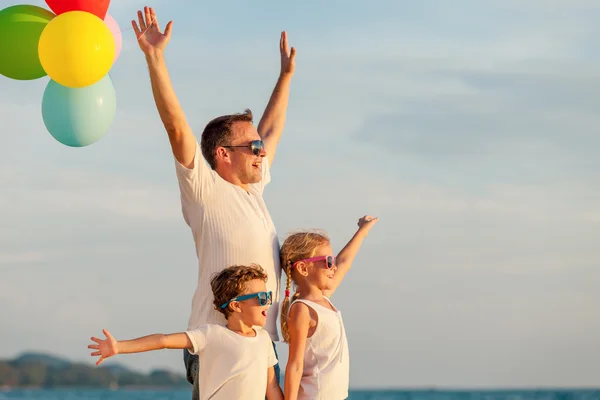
left=1, top=0, right=600, bottom=389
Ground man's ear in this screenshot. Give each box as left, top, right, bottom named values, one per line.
left=216, top=147, right=231, bottom=165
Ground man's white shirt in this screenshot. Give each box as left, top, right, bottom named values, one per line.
left=174, top=140, right=281, bottom=341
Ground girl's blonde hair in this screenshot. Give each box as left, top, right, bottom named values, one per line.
left=279, top=229, right=330, bottom=343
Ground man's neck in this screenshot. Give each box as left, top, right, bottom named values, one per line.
left=215, top=168, right=249, bottom=192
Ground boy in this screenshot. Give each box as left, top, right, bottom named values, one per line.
left=88, top=264, right=283, bottom=400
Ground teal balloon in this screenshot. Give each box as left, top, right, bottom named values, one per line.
left=42, top=74, right=116, bottom=147
left=0, top=5, right=55, bottom=80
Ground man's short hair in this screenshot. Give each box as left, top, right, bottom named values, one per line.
left=200, top=109, right=253, bottom=169
left=210, top=264, right=268, bottom=318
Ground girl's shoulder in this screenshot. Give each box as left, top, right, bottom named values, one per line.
left=290, top=298, right=312, bottom=310
left=289, top=299, right=319, bottom=325
left=289, top=299, right=314, bottom=317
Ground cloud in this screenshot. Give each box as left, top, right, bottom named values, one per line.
left=1, top=167, right=180, bottom=221
left=340, top=55, right=600, bottom=192
left=0, top=163, right=185, bottom=269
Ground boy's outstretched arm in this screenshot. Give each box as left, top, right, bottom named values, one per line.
left=266, top=366, right=283, bottom=400
left=88, top=328, right=192, bottom=366
left=324, top=215, right=379, bottom=297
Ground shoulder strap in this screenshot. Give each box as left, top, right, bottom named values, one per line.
left=290, top=298, right=315, bottom=309
left=321, top=296, right=338, bottom=311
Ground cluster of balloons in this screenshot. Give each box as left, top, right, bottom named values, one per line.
left=0, top=0, right=123, bottom=147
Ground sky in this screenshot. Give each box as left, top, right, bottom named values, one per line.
left=1, top=0, right=600, bottom=390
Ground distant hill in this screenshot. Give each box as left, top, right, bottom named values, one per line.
left=11, top=353, right=71, bottom=369
left=0, top=352, right=188, bottom=388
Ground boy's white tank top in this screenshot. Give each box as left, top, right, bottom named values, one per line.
left=289, top=297, right=350, bottom=400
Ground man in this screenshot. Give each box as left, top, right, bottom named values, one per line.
left=132, top=6, right=296, bottom=398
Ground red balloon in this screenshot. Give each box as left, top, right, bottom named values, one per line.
left=44, top=0, right=110, bottom=20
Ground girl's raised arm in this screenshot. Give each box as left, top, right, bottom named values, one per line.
left=324, top=215, right=378, bottom=297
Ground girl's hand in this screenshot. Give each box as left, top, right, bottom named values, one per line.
left=357, top=215, right=379, bottom=233
left=88, top=329, right=119, bottom=366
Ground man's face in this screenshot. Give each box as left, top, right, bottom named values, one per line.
left=227, top=121, right=266, bottom=185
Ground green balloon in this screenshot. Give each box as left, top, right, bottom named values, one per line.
left=0, top=4, right=55, bottom=80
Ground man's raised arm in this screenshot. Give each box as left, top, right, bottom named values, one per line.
left=257, top=31, right=296, bottom=166
left=133, top=6, right=196, bottom=169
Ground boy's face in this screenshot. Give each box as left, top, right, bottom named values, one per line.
left=237, top=279, right=271, bottom=327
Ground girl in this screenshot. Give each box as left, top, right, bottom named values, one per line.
left=280, top=215, right=378, bottom=400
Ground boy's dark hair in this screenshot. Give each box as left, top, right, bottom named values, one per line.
left=200, top=109, right=254, bottom=170
left=210, top=264, right=268, bottom=318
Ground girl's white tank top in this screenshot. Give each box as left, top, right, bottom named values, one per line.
left=289, top=296, right=350, bottom=400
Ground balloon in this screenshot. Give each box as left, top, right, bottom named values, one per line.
left=38, top=11, right=115, bottom=88
left=0, top=5, right=55, bottom=80
left=104, top=13, right=121, bottom=65
left=45, top=0, right=110, bottom=20
left=41, top=74, right=117, bottom=147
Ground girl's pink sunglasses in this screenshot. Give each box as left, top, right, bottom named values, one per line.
left=293, top=255, right=336, bottom=269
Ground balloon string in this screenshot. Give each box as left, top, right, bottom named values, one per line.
left=110, top=17, right=156, bottom=40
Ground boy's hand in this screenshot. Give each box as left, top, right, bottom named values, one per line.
left=88, top=329, right=119, bottom=366
left=357, top=215, right=379, bottom=234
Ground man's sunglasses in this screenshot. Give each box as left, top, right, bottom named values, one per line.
left=223, top=140, right=264, bottom=156
left=293, top=255, right=336, bottom=269
left=220, top=291, right=272, bottom=309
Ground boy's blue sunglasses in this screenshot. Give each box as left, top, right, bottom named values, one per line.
left=221, top=291, right=272, bottom=309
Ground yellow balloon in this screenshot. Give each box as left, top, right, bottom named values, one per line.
left=38, top=11, right=115, bottom=88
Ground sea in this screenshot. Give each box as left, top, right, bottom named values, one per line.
left=1, top=389, right=599, bottom=400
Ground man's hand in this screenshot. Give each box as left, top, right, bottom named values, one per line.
left=132, top=6, right=173, bottom=56
left=88, top=329, right=118, bottom=366
left=280, top=31, right=296, bottom=77
left=258, top=31, right=296, bottom=164
left=131, top=6, right=195, bottom=167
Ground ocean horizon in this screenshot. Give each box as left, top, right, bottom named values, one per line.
left=1, top=388, right=599, bottom=400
